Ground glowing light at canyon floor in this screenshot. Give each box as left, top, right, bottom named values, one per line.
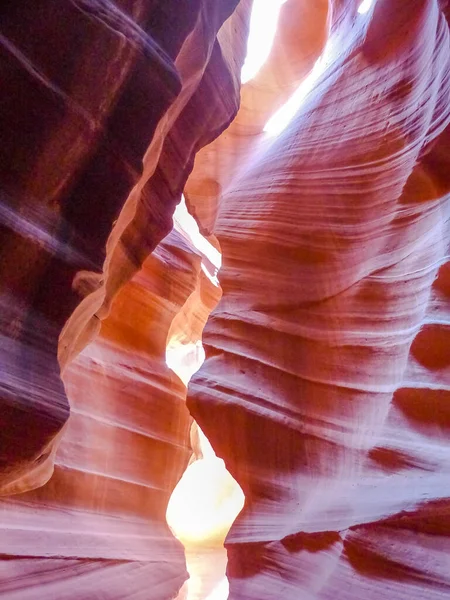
left=166, top=197, right=245, bottom=600
left=240, top=0, right=288, bottom=84
left=166, top=427, right=245, bottom=546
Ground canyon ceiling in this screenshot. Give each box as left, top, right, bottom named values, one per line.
left=0, top=0, right=449, bottom=599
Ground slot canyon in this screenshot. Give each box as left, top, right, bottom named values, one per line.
left=0, top=0, right=449, bottom=598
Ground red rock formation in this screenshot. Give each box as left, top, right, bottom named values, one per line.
left=0, top=1, right=250, bottom=597
left=1, top=0, right=450, bottom=598
left=0, top=0, right=249, bottom=495
left=185, top=0, right=329, bottom=234
left=187, top=0, right=450, bottom=598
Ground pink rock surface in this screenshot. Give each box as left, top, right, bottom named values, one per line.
left=0, top=0, right=249, bottom=597
left=1, top=0, right=450, bottom=599
left=187, top=0, right=450, bottom=598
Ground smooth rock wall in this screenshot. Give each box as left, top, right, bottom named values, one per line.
left=0, top=1, right=250, bottom=598
left=188, top=1, right=450, bottom=598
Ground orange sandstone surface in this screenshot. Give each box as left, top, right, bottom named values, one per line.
left=0, top=1, right=449, bottom=599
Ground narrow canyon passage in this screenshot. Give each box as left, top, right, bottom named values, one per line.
left=0, top=1, right=449, bottom=599
left=165, top=199, right=244, bottom=600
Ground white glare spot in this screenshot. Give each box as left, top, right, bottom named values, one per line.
left=173, top=196, right=221, bottom=287
left=165, top=339, right=205, bottom=387
left=264, top=40, right=333, bottom=136
left=241, top=0, right=288, bottom=84
left=205, top=578, right=229, bottom=600
left=166, top=442, right=245, bottom=544
left=358, top=0, right=374, bottom=14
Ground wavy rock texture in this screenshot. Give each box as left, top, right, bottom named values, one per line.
left=1, top=0, right=450, bottom=599
left=0, top=0, right=247, bottom=495
left=0, top=222, right=218, bottom=599
left=0, top=0, right=251, bottom=598
left=187, top=0, right=450, bottom=598
left=185, top=0, right=329, bottom=234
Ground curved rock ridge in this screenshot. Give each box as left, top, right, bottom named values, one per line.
left=185, top=0, right=329, bottom=234
left=1, top=0, right=450, bottom=599
left=0, top=229, right=196, bottom=598
left=0, top=198, right=234, bottom=598
left=0, top=0, right=252, bottom=598
left=0, top=0, right=248, bottom=495
left=187, top=0, right=450, bottom=598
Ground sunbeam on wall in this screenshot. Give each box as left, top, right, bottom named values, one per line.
left=241, top=0, right=288, bottom=83
left=167, top=425, right=245, bottom=546
left=264, top=0, right=377, bottom=136
left=358, top=0, right=375, bottom=15
left=263, top=38, right=334, bottom=135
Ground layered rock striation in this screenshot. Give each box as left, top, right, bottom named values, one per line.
left=0, top=1, right=250, bottom=598
left=188, top=0, right=450, bottom=598
left=1, top=0, right=450, bottom=599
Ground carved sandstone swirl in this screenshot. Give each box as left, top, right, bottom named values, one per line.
left=188, top=0, right=450, bottom=598
left=0, top=1, right=252, bottom=599
left=185, top=0, right=329, bottom=235
left=0, top=0, right=246, bottom=495
left=0, top=200, right=228, bottom=599
left=58, top=0, right=250, bottom=372
left=0, top=232, right=196, bottom=599
left=0, top=0, right=179, bottom=495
